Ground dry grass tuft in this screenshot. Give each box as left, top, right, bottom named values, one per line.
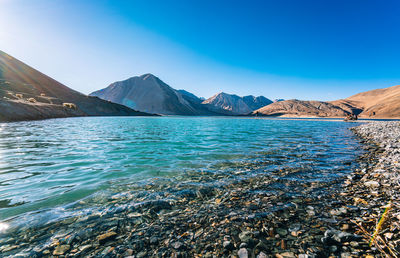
left=351, top=202, right=398, bottom=257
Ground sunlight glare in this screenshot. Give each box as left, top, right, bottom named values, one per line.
left=0, top=222, right=9, bottom=233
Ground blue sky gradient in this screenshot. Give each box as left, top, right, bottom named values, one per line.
left=1, top=0, right=399, bottom=100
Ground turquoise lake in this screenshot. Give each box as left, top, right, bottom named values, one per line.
left=0, top=117, right=363, bottom=229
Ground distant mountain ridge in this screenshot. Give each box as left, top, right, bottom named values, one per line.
left=91, top=73, right=400, bottom=118
left=91, top=75, right=273, bottom=115
left=201, top=92, right=251, bottom=115
left=90, top=74, right=222, bottom=115
left=201, top=92, right=272, bottom=115
left=242, top=95, right=273, bottom=111
left=177, top=89, right=222, bottom=115
left=0, top=50, right=150, bottom=122
left=177, top=90, right=203, bottom=104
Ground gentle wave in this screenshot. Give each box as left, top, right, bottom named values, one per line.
left=0, top=117, right=362, bottom=226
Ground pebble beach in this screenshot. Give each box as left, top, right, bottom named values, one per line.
left=0, top=121, right=399, bottom=257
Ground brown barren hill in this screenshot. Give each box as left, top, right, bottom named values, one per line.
left=0, top=50, right=151, bottom=122
left=254, top=85, right=400, bottom=118
left=331, top=85, right=400, bottom=118
left=252, top=99, right=350, bottom=117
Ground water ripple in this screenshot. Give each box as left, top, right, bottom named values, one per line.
left=0, top=117, right=362, bottom=223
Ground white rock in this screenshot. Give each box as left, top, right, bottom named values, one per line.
left=364, top=180, right=380, bottom=188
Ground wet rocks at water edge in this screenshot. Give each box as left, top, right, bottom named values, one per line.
left=0, top=175, right=354, bottom=257
left=345, top=121, right=400, bottom=257
left=0, top=121, right=399, bottom=257
left=97, top=231, right=117, bottom=244
left=53, top=244, right=70, bottom=256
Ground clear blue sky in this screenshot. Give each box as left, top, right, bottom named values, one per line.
left=1, top=0, right=399, bottom=100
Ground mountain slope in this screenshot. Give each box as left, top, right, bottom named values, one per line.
left=177, top=90, right=223, bottom=115
left=252, top=99, right=350, bottom=117
left=0, top=50, right=150, bottom=122
left=242, top=95, right=273, bottom=110
left=90, top=74, right=210, bottom=115
left=202, top=93, right=272, bottom=115
left=202, top=92, right=252, bottom=115
left=253, top=85, right=400, bottom=118
left=177, top=90, right=203, bottom=104
left=331, top=85, right=400, bottom=118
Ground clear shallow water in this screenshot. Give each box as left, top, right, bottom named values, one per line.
left=0, top=117, right=362, bottom=227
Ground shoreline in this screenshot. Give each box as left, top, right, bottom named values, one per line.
left=343, top=122, right=400, bottom=256
left=0, top=122, right=398, bottom=257
left=311, top=121, right=400, bottom=257
left=1, top=114, right=400, bottom=124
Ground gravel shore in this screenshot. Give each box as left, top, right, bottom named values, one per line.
left=344, top=121, right=400, bottom=257
left=0, top=121, right=399, bottom=257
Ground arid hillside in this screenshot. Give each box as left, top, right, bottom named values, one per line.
left=253, top=85, right=400, bottom=118
left=0, top=50, right=150, bottom=122
left=252, top=99, right=350, bottom=117
left=331, top=85, right=400, bottom=118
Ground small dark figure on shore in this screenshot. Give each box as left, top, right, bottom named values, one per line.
left=344, top=113, right=358, bottom=121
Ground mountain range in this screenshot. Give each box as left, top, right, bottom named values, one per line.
left=201, top=92, right=272, bottom=115
left=92, top=74, right=400, bottom=118
left=1, top=50, right=399, bottom=121
left=90, top=74, right=272, bottom=115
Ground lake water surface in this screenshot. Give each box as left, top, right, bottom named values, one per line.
left=0, top=117, right=363, bottom=230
